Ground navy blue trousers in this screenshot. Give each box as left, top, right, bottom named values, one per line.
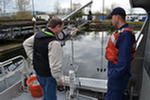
left=36, top=73, right=57, bottom=100
left=105, top=75, right=129, bottom=100
left=105, top=89, right=125, bottom=100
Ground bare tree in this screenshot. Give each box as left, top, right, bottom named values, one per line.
left=111, top=3, right=118, bottom=10
left=14, top=0, right=30, bottom=12
left=72, top=3, right=81, bottom=11
left=105, top=3, right=118, bottom=16
left=72, top=3, right=83, bottom=20
left=129, top=8, right=134, bottom=15
left=54, top=1, right=61, bottom=14
left=13, top=0, right=32, bottom=19
left=61, top=8, right=67, bottom=14
left=105, top=8, right=111, bottom=15
left=0, top=0, right=12, bottom=15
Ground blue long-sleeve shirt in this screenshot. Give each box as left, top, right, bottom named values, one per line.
left=108, top=23, right=135, bottom=80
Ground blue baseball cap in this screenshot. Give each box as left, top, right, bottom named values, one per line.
left=105, top=7, right=126, bottom=19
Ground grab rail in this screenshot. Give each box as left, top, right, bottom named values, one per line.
left=0, top=55, right=26, bottom=88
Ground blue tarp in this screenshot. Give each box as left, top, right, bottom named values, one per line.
left=99, top=16, right=105, bottom=20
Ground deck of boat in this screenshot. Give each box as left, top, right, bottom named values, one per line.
left=11, top=76, right=107, bottom=100
left=12, top=90, right=98, bottom=100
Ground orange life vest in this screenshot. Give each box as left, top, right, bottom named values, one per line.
left=105, top=27, right=136, bottom=65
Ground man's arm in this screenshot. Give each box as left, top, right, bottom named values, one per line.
left=112, top=32, right=134, bottom=79
left=48, top=41, right=63, bottom=85
left=23, top=35, right=34, bottom=60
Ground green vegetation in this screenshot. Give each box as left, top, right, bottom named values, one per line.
left=102, top=20, right=144, bottom=25
left=11, top=11, right=32, bottom=19
left=126, top=21, right=144, bottom=25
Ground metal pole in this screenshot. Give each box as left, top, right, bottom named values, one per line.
left=102, top=0, right=105, bottom=20
left=32, top=0, right=35, bottom=17
left=70, top=0, right=72, bottom=13
left=33, top=22, right=36, bottom=34
left=103, top=0, right=104, bottom=15
left=32, top=0, right=36, bottom=34
left=70, top=0, right=72, bottom=20
left=0, top=63, right=9, bottom=88
left=71, top=38, right=74, bottom=64
left=62, top=1, right=93, bottom=21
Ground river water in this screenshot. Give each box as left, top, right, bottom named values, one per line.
left=62, top=31, right=109, bottom=80
left=0, top=30, right=140, bottom=80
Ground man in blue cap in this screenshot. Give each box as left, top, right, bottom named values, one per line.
left=105, top=7, right=136, bottom=100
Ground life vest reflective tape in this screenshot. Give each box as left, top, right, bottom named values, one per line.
left=42, top=29, right=55, bottom=37
left=105, top=27, right=136, bottom=65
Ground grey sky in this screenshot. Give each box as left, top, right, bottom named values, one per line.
left=5, top=0, right=146, bottom=14
left=33, top=0, right=146, bottom=14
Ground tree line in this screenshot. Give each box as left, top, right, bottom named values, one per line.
left=0, top=0, right=32, bottom=19
left=0, top=0, right=135, bottom=20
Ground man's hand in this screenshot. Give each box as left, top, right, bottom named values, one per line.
left=57, top=79, right=63, bottom=86
left=57, top=80, right=64, bottom=92
left=31, top=60, right=33, bottom=65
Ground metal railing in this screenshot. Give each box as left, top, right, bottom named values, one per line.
left=0, top=21, right=47, bottom=40
left=0, top=55, right=26, bottom=89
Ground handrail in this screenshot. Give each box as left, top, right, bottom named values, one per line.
left=0, top=55, right=25, bottom=65
left=0, top=55, right=26, bottom=88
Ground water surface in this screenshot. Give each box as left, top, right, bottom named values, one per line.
left=62, top=31, right=110, bottom=80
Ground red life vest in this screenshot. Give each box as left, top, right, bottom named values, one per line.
left=105, top=27, right=136, bottom=65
